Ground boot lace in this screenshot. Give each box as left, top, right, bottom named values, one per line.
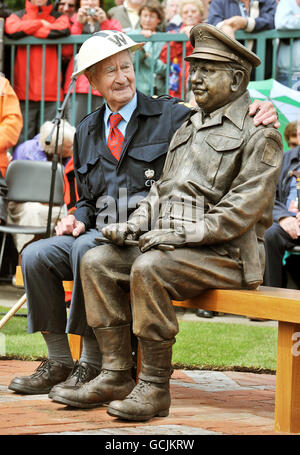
left=68, top=362, right=90, bottom=384
left=127, top=380, right=152, bottom=402
left=31, top=359, right=53, bottom=378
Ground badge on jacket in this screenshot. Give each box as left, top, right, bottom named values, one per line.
left=145, top=168, right=155, bottom=187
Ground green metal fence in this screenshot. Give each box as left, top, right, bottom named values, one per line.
left=2, top=29, right=300, bottom=140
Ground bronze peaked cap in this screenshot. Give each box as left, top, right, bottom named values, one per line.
left=185, top=23, right=261, bottom=72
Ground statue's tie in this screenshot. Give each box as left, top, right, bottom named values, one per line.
left=107, top=113, right=124, bottom=161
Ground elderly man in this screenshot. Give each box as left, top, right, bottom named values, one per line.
left=9, top=29, right=278, bottom=398
left=50, top=25, right=282, bottom=421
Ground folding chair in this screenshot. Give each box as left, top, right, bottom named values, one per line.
left=0, top=160, right=65, bottom=330
left=0, top=159, right=65, bottom=271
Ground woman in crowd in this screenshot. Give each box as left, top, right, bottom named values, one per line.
left=160, top=0, right=204, bottom=99
left=130, top=0, right=167, bottom=96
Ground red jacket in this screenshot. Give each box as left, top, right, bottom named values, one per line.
left=160, top=26, right=193, bottom=99
left=5, top=0, right=70, bottom=101
left=63, top=13, right=122, bottom=96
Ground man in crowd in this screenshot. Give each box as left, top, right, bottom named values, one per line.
left=264, top=115, right=300, bottom=287
left=47, top=26, right=282, bottom=419
left=8, top=30, right=279, bottom=399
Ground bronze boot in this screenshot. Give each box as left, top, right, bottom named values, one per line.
left=107, top=338, right=175, bottom=421
left=50, top=325, right=135, bottom=408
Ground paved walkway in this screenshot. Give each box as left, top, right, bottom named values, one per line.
left=0, top=359, right=285, bottom=436
left=0, top=282, right=292, bottom=437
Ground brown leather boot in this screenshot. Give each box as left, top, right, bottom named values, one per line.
left=8, top=359, right=73, bottom=395
left=107, top=338, right=175, bottom=421
left=50, top=325, right=135, bottom=408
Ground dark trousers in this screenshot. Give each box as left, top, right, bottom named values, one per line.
left=264, top=222, right=300, bottom=287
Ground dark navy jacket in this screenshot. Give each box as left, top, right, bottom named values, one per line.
left=207, top=0, right=276, bottom=31
left=273, top=146, right=300, bottom=222
left=73, top=91, right=191, bottom=230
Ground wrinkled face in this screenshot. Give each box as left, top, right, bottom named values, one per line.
left=86, top=50, right=136, bottom=112
left=190, top=59, right=236, bottom=113
left=140, top=8, right=161, bottom=31
left=181, top=3, right=202, bottom=26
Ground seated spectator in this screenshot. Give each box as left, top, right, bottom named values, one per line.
left=130, top=0, right=167, bottom=96
left=164, top=0, right=182, bottom=31
left=0, top=74, right=23, bottom=177
left=108, top=0, right=145, bottom=32
left=264, top=114, right=300, bottom=287
left=8, top=119, right=76, bottom=253
left=160, top=0, right=204, bottom=99
left=284, top=121, right=298, bottom=149
left=64, top=0, right=122, bottom=125
left=5, top=0, right=71, bottom=143
left=275, top=0, right=300, bottom=91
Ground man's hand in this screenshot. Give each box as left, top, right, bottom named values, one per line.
left=249, top=100, right=280, bottom=129
left=55, top=214, right=85, bottom=237
left=224, top=16, right=247, bottom=32
left=102, top=221, right=141, bottom=246
left=279, top=216, right=300, bottom=239
left=138, top=228, right=185, bottom=253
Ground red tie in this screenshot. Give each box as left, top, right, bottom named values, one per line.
left=107, top=113, right=124, bottom=161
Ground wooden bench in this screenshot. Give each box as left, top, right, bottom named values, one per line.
left=8, top=268, right=300, bottom=433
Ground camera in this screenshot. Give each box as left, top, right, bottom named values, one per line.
left=86, top=7, right=97, bottom=16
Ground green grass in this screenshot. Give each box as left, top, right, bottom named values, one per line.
left=0, top=306, right=277, bottom=372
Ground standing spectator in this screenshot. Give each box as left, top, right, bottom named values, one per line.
left=55, top=0, right=80, bottom=18
left=63, top=0, right=122, bottom=125
left=160, top=0, right=204, bottom=99
left=130, top=0, right=167, bottom=96
left=108, top=0, right=145, bottom=32
left=164, top=0, right=182, bottom=32
left=0, top=74, right=23, bottom=177
left=207, top=0, right=276, bottom=39
left=5, top=0, right=71, bottom=143
left=207, top=0, right=276, bottom=79
left=275, top=0, right=300, bottom=91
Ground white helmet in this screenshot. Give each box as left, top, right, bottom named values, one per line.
left=72, top=30, right=145, bottom=79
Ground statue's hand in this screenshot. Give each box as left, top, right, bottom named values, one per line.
left=138, top=228, right=185, bottom=253
left=102, top=221, right=141, bottom=246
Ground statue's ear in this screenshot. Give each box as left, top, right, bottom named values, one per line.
left=231, top=69, right=245, bottom=93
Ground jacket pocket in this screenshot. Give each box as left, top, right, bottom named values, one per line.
left=204, top=134, right=244, bottom=188
left=127, top=143, right=169, bottom=192
left=76, top=156, right=105, bottom=198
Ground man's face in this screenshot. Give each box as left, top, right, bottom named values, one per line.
left=190, top=59, right=236, bottom=113
left=86, top=50, right=136, bottom=112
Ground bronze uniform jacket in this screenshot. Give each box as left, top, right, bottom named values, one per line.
left=132, top=91, right=283, bottom=288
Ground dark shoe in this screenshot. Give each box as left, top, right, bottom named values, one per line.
left=8, top=359, right=73, bottom=395
left=196, top=309, right=215, bottom=318
left=48, top=361, right=100, bottom=399
left=50, top=369, right=135, bottom=408
left=107, top=379, right=170, bottom=421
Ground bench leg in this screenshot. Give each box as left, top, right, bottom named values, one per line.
left=275, top=321, right=300, bottom=433
left=68, top=334, right=83, bottom=361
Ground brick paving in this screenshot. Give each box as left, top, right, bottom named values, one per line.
left=0, top=359, right=293, bottom=436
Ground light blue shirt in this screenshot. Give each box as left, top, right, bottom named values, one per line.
left=104, top=93, right=137, bottom=141
left=275, top=0, right=300, bottom=73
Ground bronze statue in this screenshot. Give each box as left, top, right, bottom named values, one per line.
left=52, top=24, right=283, bottom=420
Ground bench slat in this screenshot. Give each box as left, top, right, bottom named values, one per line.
left=172, top=286, right=300, bottom=324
